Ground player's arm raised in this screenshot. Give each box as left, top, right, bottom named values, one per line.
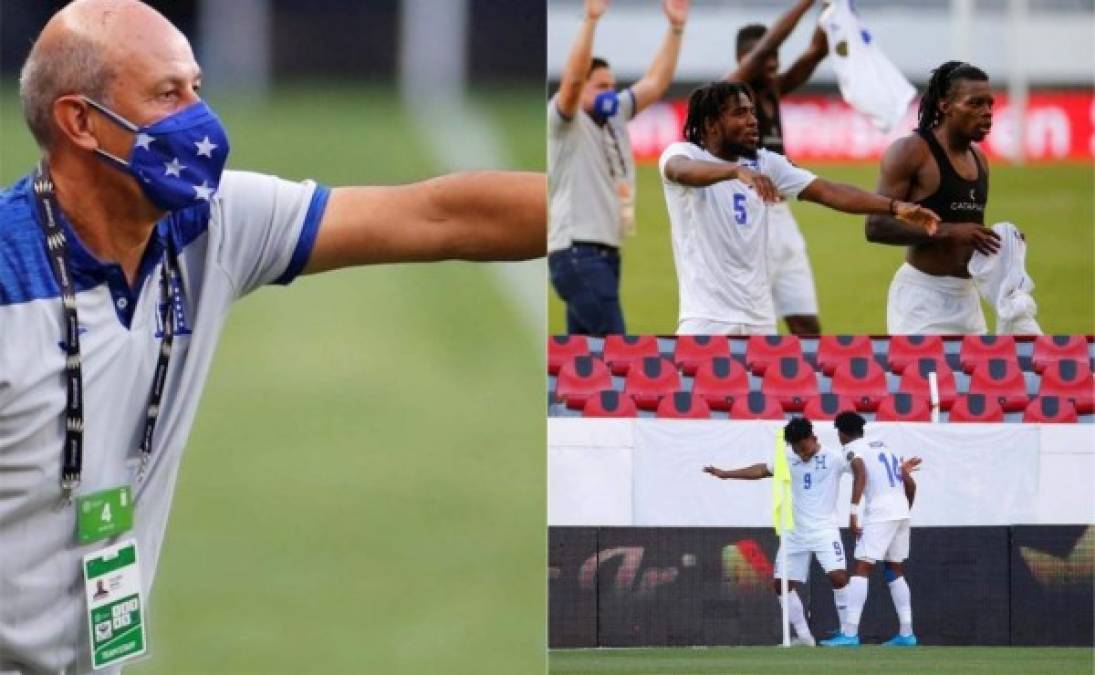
left=663, top=156, right=779, bottom=202
left=556, top=0, right=608, bottom=119
left=778, top=26, right=828, bottom=94
left=900, top=456, right=921, bottom=508
left=849, top=456, right=866, bottom=536
left=799, top=176, right=939, bottom=235
left=631, top=0, right=690, bottom=114
left=726, top=0, right=815, bottom=84
left=703, top=463, right=772, bottom=480
left=303, top=172, right=546, bottom=271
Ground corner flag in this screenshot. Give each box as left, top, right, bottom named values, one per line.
left=771, top=428, right=794, bottom=535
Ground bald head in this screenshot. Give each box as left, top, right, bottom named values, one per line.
left=20, top=0, right=198, bottom=150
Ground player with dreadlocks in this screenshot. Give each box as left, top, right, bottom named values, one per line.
left=659, top=81, right=939, bottom=335
left=867, top=61, right=1000, bottom=333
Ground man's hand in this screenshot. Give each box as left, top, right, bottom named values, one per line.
left=850, top=514, right=862, bottom=537
left=585, top=0, right=609, bottom=21
left=893, top=201, right=940, bottom=236
left=735, top=166, right=779, bottom=203
left=663, top=0, right=690, bottom=28
left=900, top=456, right=922, bottom=476
left=941, top=222, right=1001, bottom=255
left=703, top=465, right=725, bottom=479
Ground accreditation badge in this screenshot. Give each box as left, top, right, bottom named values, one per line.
left=83, top=539, right=148, bottom=670
left=616, top=178, right=636, bottom=237
left=75, top=485, right=134, bottom=544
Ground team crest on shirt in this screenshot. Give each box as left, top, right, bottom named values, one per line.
left=155, top=272, right=192, bottom=337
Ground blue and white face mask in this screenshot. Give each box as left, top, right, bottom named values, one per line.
left=82, top=96, right=231, bottom=212
left=591, top=91, right=619, bottom=121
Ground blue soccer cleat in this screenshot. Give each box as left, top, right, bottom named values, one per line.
left=819, top=633, right=860, bottom=647
left=883, top=633, right=918, bottom=646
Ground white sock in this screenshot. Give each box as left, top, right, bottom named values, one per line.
left=832, top=586, right=848, bottom=628
left=780, top=589, right=811, bottom=639
left=888, top=576, right=914, bottom=636
left=843, top=576, right=869, bottom=637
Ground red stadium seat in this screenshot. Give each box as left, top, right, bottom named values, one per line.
left=583, top=390, right=639, bottom=418
left=556, top=356, right=613, bottom=410
left=948, top=394, right=1005, bottom=422
left=673, top=335, right=731, bottom=376
left=960, top=335, right=1018, bottom=374
left=624, top=357, right=681, bottom=410
left=730, top=392, right=785, bottom=420
left=897, top=357, right=957, bottom=411
left=1022, top=396, right=1078, bottom=424
left=830, top=357, right=889, bottom=412
left=887, top=335, right=945, bottom=374
left=1038, top=359, right=1094, bottom=414
left=1032, top=336, right=1090, bottom=374
left=656, top=391, right=713, bottom=419
left=816, top=335, right=874, bottom=376
left=967, top=358, right=1029, bottom=412
left=876, top=393, right=932, bottom=422
left=802, top=393, right=857, bottom=421
left=762, top=357, right=819, bottom=412
left=691, top=357, right=751, bottom=411
left=548, top=335, right=589, bottom=375
left=603, top=335, right=660, bottom=376
left=746, top=336, right=803, bottom=375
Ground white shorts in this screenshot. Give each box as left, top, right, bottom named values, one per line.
left=773, top=529, right=847, bottom=582
left=855, top=518, right=911, bottom=563
left=677, top=318, right=778, bottom=335
left=887, top=263, right=987, bottom=334
left=767, top=202, right=819, bottom=318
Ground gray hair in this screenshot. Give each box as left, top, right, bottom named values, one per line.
left=19, top=31, right=116, bottom=150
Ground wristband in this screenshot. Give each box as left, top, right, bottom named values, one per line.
left=851, top=502, right=862, bottom=517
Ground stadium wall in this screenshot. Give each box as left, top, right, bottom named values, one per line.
left=548, top=525, right=1094, bottom=648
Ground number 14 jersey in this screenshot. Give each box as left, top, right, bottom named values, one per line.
left=846, top=436, right=911, bottom=523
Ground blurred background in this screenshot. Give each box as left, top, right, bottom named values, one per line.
left=1, top=1, right=545, bottom=673
left=548, top=0, right=1094, bottom=334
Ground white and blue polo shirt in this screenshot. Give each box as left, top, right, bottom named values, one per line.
left=0, top=169, right=329, bottom=673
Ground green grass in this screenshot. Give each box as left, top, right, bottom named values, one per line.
left=1, top=84, right=545, bottom=674
left=549, top=646, right=1094, bottom=674
left=548, top=161, right=1095, bottom=335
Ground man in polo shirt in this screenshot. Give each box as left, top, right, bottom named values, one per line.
left=0, top=1, right=544, bottom=672
left=548, top=0, right=689, bottom=335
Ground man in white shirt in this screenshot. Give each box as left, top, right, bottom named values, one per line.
left=704, top=417, right=855, bottom=646
left=821, top=412, right=921, bottom=647
left=548, top=0, right=689, bottom=335
left=660, top=81, right=940, bottom=334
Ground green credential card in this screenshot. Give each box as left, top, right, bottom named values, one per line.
left=76, top=486, right=134, bottom=544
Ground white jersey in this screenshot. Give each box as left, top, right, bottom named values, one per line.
left=847, top=437, right=912, bottom=523
left=767, top=444, right=851, bottom=535
left=968, top=222, right=1042, bottom=335
left=659, top=143, right=816, bottom=328
left=819, top=0, right=916, bottom=133
left=0, top=169, right=328, bottom=672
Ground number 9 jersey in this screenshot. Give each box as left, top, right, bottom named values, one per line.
left=846, top=437, right=911, bottom=523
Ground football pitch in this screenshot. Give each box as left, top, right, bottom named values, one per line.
left=549, top=646, right=1094, bottom=674
left=548, top=161, right=1095, bottom=335
left=1, top=84, right=545, bottom=674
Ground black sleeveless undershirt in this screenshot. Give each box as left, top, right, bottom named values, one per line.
left=914, top=128, right=989, bottom=224
left=755, top=87, right=785, bottom=155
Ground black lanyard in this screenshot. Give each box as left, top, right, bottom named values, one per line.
left=602, top=122, right=629, bottom=181
left=32, top=166, right=178, bottom=500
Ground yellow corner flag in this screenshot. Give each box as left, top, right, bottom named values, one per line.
left=771, top=427, right=794, bottom=535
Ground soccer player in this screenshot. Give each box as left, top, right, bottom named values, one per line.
left=821, top=412, right=921, bottom=647
left=0, top=1, right=542, bottom=671
left=548, top=0, right=689, bottom=335
left=725, top=0, right=829, bottom=336
left=703, top=417, right=854, bottom=646
left=660, top=81, right=939, bottom=335
left=866, top=61, right=1000, bottom=334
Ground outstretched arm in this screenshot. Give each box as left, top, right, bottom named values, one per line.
left=703, top=463, right=772, bottom=480
left=663, top=155, right=779, bottom=201
left=303, top=171, right=546, bottom=272
left=631, top=0, right=690, bottom=113
left=555, top=0, right=609, bottom=120
left=726, top=0, right=816, bottom=84
left=799, top=177, right=939, bottom=234
left=778, top=26, right=828, bottom=93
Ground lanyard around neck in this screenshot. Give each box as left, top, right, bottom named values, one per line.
left=31, top=165, right=179, bottom=500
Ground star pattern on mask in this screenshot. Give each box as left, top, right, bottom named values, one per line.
left=193, top=180, right=215, bottom=202
left=135, top=133, right=155, bottom=150
left=164, top=157, right=186, bottom=178
left=194, top=136, right=218, bottom=158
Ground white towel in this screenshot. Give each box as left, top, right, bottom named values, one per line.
left=819, top=0, right=917, bottom=133
left=968, top=222, right=1043, bottom=335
